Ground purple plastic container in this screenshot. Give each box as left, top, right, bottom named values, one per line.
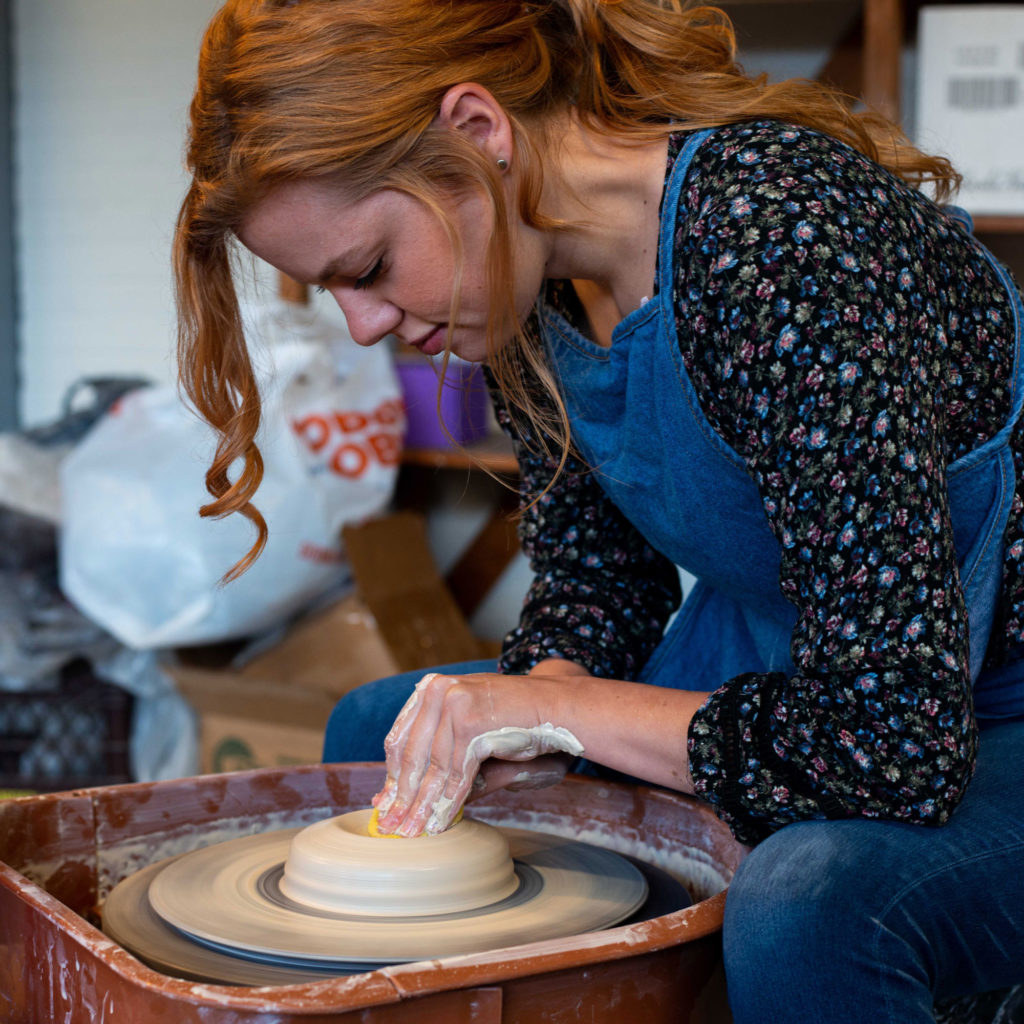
left=395, top=358, right=490, bottom=449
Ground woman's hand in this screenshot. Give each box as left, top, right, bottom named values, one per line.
left=370, top=659, right=709, bottom=837
left=372, top=665, right=585, bottom=837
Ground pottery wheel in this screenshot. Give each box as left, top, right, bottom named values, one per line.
left=103, top=809, right=664, bottom=985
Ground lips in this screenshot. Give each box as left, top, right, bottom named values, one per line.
left=408, top=324, right=447, bottom=357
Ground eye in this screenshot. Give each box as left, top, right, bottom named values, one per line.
left=355, top=258, right=383, bottom=291
left=315, top=286, right=326, bottom=295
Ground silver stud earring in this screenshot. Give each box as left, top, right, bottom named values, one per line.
left=496, top=157, right=509, bottom=171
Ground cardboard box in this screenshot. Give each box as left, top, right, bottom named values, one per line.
left=181, top=686, right=337, bottom=773
left=341, top=512, right=484, bottom=671
left=915, top=5, right=1024, bottom=215
left=170, top=593, right=399, bottom=771
left=171, top=512, right=487, bottom=773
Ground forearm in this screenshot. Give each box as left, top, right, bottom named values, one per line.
left=527, top=664, right=706, bottom=794
left=374, top=665, right=708, bottom=835
left=689, top=664, right=978, bottom=845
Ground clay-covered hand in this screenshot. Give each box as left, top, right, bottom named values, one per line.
left=371, top=669, right=585, bottom=837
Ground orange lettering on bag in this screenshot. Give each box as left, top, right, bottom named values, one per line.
left=329, top=443, right=369, bottom=478
left=367, top=432, right=402, bottom=466
left=291, top=415, right=331, bottom=453
left=335, top=411, right=369, bottom=433
left=373, top=398, right=403, bottom=426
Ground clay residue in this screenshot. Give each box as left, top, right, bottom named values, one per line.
left=95, top=805, right=339, bottom=900
left=474, top=809, right=730, bottom=902
left=423, top=724, right=586, bottom=835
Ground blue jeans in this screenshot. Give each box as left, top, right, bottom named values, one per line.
left=323, top=673, right=1024, bottom=1022
left=724, top=714, right=1024, bottom=1024
left=322, top=660, right=497, bottom=762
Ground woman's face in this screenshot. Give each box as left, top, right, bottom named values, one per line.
left=238, top=178, right=543, bottom=363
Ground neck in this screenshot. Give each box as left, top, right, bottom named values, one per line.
left=540, top=115, right=668, bottom=323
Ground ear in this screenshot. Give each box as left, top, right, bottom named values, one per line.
left=437, top=83, right=514, bottom=165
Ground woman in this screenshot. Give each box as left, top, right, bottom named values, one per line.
left=174, top=1, right=1024, bottom=1021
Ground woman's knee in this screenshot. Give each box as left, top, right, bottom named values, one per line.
left=724, top=821, right=854, bottom=965
left=322, top=673, right=418, bottom=762
left=722, top=820, right=936, bottom=1023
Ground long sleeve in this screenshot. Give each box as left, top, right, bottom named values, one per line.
left=676, top=123, right=1016, bottom=843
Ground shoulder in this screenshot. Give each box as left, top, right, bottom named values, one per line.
left=673, top=120, right=896, bottom=206
left=660, top=122, right=924, bottom=456
left=666, top=120, right=944, bottom=253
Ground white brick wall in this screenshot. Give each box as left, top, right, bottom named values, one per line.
left=13, top=0, right=222, bottom=425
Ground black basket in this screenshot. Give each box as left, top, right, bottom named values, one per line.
left=0, top=659, right=134, bottom=792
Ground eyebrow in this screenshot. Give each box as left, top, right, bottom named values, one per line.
left=315, top=241, right=375, bottom=286
left=315, top=256, right=348, bottom=286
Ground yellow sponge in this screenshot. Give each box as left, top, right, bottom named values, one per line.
left=366, top=806, right=401, bottom=837
left=366, top=805, right=462, bottom=837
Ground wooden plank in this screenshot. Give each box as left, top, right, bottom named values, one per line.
left=401, top=434, right=519, bottom=476
left=815, top=8, right=865, bottom=101
left=972, top=216, right=1024, bottom=235
left=862, top=0, right=902, bottom=122
left=278, top=272, right=309, bottom=305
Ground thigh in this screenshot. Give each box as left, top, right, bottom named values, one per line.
left=723, top=717, right=1024, bottom=1024
left=321, top=660, right=498, bottom=763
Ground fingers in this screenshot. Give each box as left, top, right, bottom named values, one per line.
left=376, top=672, right=470, bottom=836
left=371, top=671, right=578, bottom=838
left=469, top=754, right=571, bottom=799
left=395, top=682, right=485, bottom=836
left=373, top=671, right=437, bottom=817
left=387, top=703, right=459, bottom=836
left=382, top=672, right=446, bottom=781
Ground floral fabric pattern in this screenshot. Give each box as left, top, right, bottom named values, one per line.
left=497, top=121, right=1023, bottom=845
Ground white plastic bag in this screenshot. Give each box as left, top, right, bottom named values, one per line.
left=59, top=303, right=404, bottom=649
left=94, top=647, right=199, bottom=782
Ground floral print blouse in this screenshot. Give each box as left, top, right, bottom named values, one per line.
left=494, top=121, right=1023, bottom=846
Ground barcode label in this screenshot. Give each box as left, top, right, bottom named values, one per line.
left=948, top=77, right=1019, bottom=110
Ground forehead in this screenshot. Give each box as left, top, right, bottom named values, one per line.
left=237, top=178, right=370, bottom=264
left=236, top=177, right=469, bottom=287
left=237, top=179, right=457, bottom=286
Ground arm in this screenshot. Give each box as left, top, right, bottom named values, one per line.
left=676, top=124, right=993, bottom=843
left=373, top=664, right=709, bottom=837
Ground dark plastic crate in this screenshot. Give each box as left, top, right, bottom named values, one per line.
left=0, top=659, right=133, bottom=792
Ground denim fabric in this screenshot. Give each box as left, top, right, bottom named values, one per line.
left=723, top=716, right=1024, bottom=1024
left=322, top=660, right=498, bottom=763
left=539, top=134, right=1024, bottom=714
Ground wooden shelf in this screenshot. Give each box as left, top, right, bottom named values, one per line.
left=400, top=434, right=518, bottom=476
left=972, top=216, right=1024, bottom=235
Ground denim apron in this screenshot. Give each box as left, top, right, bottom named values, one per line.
left=539, top=128, right=1024, bottom=718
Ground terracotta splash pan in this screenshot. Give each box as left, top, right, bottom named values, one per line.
left=0, top=763, right=746, bottom=1023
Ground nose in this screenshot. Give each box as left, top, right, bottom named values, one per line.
left=329, top=287, right=401, bottom=347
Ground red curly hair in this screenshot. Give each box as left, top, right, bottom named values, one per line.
left=174, top=0, right=958, bottom=578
